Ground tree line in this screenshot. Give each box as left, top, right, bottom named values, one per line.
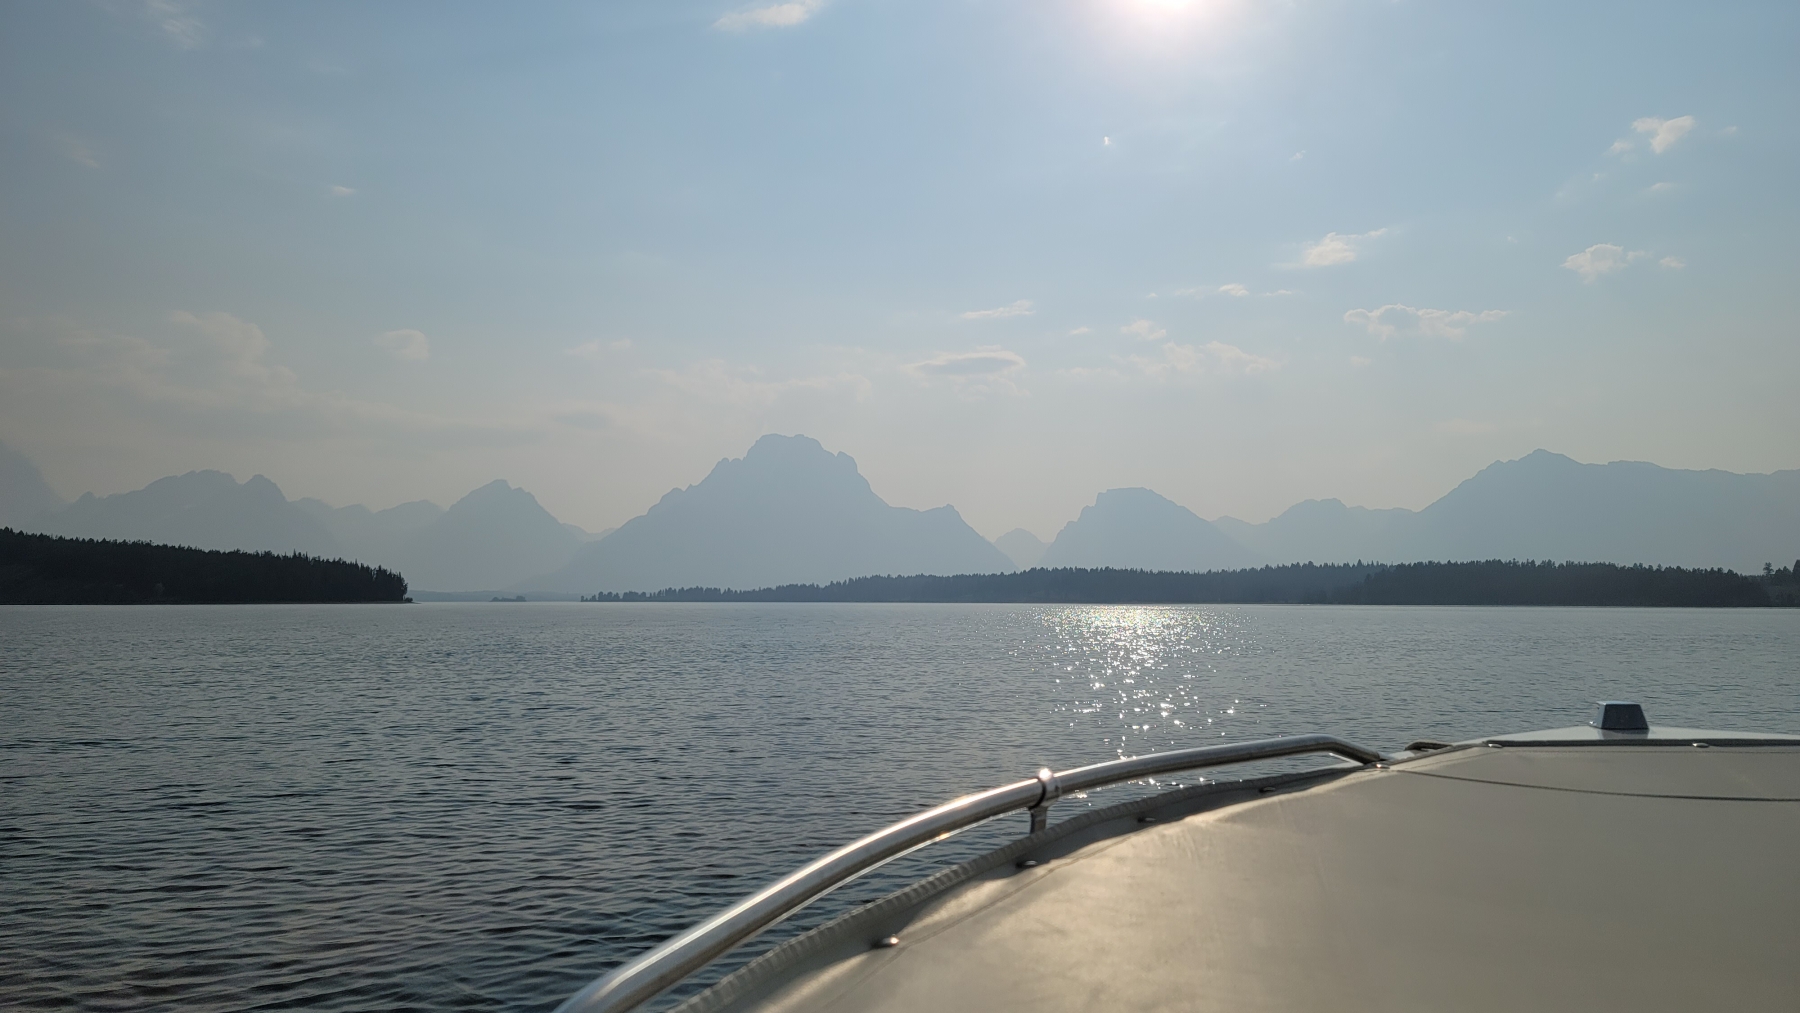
left=581, top=560, right=1790, bottom=607
left=0, top=528, right=409, bottom=604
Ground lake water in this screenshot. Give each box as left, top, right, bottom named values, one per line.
left=4, top=603, right=1798, bottom=1011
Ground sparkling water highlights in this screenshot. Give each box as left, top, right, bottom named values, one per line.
left=4, top=603, right=1796, bottom=1011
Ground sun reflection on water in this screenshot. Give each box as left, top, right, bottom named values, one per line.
left=1027, top=606, right=1267, bottom=763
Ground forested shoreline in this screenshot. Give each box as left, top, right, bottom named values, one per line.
left=582, top=560, right=1797, bottom=607
left=0, top=528, right=409, bottom=604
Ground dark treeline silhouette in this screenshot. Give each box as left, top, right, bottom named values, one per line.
left=582, top=563, right=1381, bottom=603
left=580, top=560, right=1788, bottom=607
left=0, top=528, right=408, bottom=604
left=1336, top=560, right=1772, bottom=607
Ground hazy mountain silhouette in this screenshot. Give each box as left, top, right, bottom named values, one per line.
left=294, top=497, right=444, bottom=561
left=1215, top=498, right=1414, bottom=563
left=1404, top=450, right=1800, bottom=571
left=528, top=434, right=1013, bottom=591
left=26, top=466, right=591, bottom=590
left=0, top=442, right=64, bottom=526
left=398, top=480, right=581, bottom=591
left=1039, top=488, right=1261, bottom=572
left=33, top=470, right=340, bottom=556
left=994, top=528, right=1048, bottom=568
left=1214, top=450, right=1800, bottom=572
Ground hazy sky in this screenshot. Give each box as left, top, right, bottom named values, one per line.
left=2, top=0, right=1796, bottom=538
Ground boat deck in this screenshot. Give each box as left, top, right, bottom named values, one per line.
left=682, top=734, right=1800, bottom=1013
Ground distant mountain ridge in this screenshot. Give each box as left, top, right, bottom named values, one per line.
left=7, top=439, right=1795, bottom=591
left=1041, top=487, right=1262, bottom=573
left=36, top=470, right=341, bottom=557
left=1219, top=450, right=1800, bottom=573
left=0, top=442, right=65, bottom=526
left=14, top=467, right=596, bottom=591
left=994, top=528, right=1047, bottom=568
left=528, top=434, right=1014, bottom=592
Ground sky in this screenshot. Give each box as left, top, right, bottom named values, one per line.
left=2, top=0, right=1796, bottom=539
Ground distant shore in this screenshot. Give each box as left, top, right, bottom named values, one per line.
left=577, top=561, right=1800, bottom=608
left=0, top=528, right=409, bottom=604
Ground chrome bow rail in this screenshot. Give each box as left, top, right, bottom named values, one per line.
left=554, top=733, right=1385, bottom=1013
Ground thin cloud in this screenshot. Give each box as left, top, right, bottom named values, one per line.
left=568, top=339, right=633, bottom=361
left=715, top=0, right=825, bottom=31
left=143, top=0, right=206, bottom=49
left=961, top=299, right=1034, bottom=320
left=1660, top=256, right=1685, bottom=269
left=909, top=349, right=1026, bottom=377
left=1300, top=229, right=1387, bottom=267
left=1217, top=283, right=1249, bottom=297
left=1633, top=115, right=1696, bottom=154
left=1343, top=305, right=1507, bottom=340
left=56, top=134, right=100, bottom=168
left=1562, top=243, right=1646, bottom=283
left=12, top=312, right=511, bottom=445
left=330, top=185, right=357, bottom=197
left=375, top=329, right=430, bottom=362
left=1068, top=326, right=1092, bottom=335
left=1121, top=319, right=1167, bottom=341
left=1130, top=340, right=1280, bottom=378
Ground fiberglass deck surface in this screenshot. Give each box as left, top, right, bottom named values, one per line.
left=703, top=744, right=1800, bottom=1013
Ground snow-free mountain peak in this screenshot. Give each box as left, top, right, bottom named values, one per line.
left=526, top=434, right=1014, bottom=592
left=0, top=441, right=65, bottom=526
left=1040, top=487, right=1260, bottom=572
left=994, top=528, right=1048, bottom=569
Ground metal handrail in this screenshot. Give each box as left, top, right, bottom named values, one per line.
left=553, top=733, right=1384, bottom=1013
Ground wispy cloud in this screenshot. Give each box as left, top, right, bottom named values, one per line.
left=56, top=134, right=100, bottom=168
left=714, top=0, right=825, bottom=31
left=1129, top=340, right=1280, bottom=378
left=330, top=185, right=357, bottom=197
left=375, top=329, right=430, bottom=362
left=1216, top=283, right=1249, bottom=297
left=1634, top=115, right=1696, bottom=154
left=1299, top=229, right=1387, bottom=267
left=643, top=358, right=871, bottom=412
left=1343, top=304, right=1507, bottom=340
left=908, top=349, right=1026, bottom=377
left=1660, top=256, right=1685, bottom=269
left=961, top=299, right=1034, bottom=320
left=1121, top=319, right=1167, bottom=341
left=143, top=0, right=206, bottom=49
left=567, top=339, right=634, bottom=361
left=4, top=312, right=510, bottom=446
left=1645, top=181, right=1675, bottom=194
left=1562, top=243, right=1646, bottom=283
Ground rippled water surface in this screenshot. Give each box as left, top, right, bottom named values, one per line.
left=4, top=603, right=1798, bottom=1010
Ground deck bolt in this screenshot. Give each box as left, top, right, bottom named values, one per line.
left=873, top=935, right=900, bottom=949
left=1016, top=859, right=1039, bottom=869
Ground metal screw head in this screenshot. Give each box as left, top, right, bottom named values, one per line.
left=1016, top=859, right=1039, bottom=869
left=1137, top=815, right=1157, bottom=824
left=873, top=935, right=900, bottom=949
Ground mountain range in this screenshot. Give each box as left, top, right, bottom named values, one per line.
left=1212, top=450, right=1800, bottom=573
left=4, top=451, right=605, bottom=591
left=3, top=437, right=1795, bottom=591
